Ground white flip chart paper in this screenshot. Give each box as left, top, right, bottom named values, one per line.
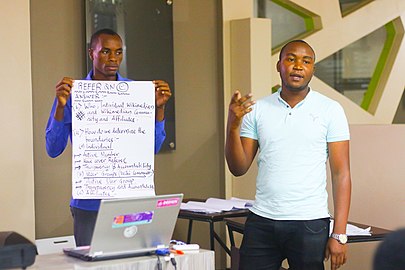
left=71, top=80, right=155, bottom=199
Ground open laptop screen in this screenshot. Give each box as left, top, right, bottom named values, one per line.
left=65, top=193, right=183, bottom=261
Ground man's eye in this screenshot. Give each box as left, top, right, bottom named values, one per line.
left=116, top=51, right=122, bottom=55
left=101, top=50, right=109, bottom=54
left=287, top=58, right=294, bottom=62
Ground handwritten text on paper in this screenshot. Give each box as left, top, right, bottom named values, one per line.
left=71, top=80, right=156, bottom=199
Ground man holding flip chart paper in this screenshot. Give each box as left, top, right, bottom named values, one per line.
left=45, top=28, right=172, bottom=246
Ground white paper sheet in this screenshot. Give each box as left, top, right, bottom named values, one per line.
left=330, top=219, right=372, bottom=236
left=180, top=197, right=253, bottom=213
left=71, top=80, right=155, bottom=199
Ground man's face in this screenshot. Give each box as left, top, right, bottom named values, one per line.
left=89, top=34, right=123, bottom=81
left=277, top=42, right=315, bottom=92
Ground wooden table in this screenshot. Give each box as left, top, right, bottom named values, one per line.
left=224, top=216, right=392, bottom=245
left=178, top=208, right=249, bottom=255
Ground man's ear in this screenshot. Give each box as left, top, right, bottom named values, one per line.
left=88, top=48, right=94, bottom=61
left=276, top=60, right=280, bottom=72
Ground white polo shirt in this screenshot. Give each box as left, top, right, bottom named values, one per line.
left=240, top=89, right=350, bottom=220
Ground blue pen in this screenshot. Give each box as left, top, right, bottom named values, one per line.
left=155, top=248, right=170, bottom=256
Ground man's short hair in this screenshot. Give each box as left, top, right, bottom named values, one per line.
left=89, top=28, right=121, bottom=49
left=278, top=40, right=316, bottom=61
left=373, top=228, right=405, bottom=269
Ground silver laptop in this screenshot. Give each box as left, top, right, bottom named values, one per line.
left=64, top=193, right=183, bottom=261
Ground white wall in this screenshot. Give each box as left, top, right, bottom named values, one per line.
left=326, top=124, right=405, bottom=269
left=0, top=0, right=35, bottom=240
left=30, top=0, right=85, bottom=239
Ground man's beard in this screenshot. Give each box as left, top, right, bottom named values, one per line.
left=282, top=78, right=310, bottom=92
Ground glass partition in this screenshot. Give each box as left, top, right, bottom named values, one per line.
left=254, top=0, right=321, bottom=51
left=315, top=25, right=386, bottom=108
left=339, top=0, right=373, bottom=17
left=393, top=89, right=405, bottom=124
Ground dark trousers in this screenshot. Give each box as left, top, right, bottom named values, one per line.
left=239, top=212, right=330, bottom=270
left=70, top=207, right=98, bottom=247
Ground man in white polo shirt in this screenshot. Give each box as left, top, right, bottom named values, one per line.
left=225, top=40, right=351, bottom=270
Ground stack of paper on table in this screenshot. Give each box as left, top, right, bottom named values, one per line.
left=180, top=197, right=253, bottom=213
left=330, top=219, right=372, bottom=236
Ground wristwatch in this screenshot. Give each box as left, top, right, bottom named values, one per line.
left=331, top=233, right=348, bottom=244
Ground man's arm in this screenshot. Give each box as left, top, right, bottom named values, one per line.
left=45, top=99, right=71, bottom=158
left=154, top=80, right=171, bottom=122
left=154, top=120, right=166, bottom=154
left=225, top=91, right=257, bottom=176
left=325, top=140, right=352, bottom=270
left=45, top=77, right=74, bottom=158
left=153, top=80, right=171, bottom=153
left=54, top=77, right=73, bottom=121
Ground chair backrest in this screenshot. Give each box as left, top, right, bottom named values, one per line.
left=35, top=235, right=76, bottom=255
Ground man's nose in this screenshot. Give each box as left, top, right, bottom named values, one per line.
left=108, top=52, right=117, bottom=62
left=293, top=62, right=303, bottom=70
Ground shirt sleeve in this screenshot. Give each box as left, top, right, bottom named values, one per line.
left=240, top=103, right=258, bottom=140
left=326, top=102, right=350, bottom=142
left=45, top=98, right=72, bottom=158
left=154, top=119, right=166, bottom=154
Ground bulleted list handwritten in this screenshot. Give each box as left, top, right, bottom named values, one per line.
left=71, top=80, right=155, bottom=199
